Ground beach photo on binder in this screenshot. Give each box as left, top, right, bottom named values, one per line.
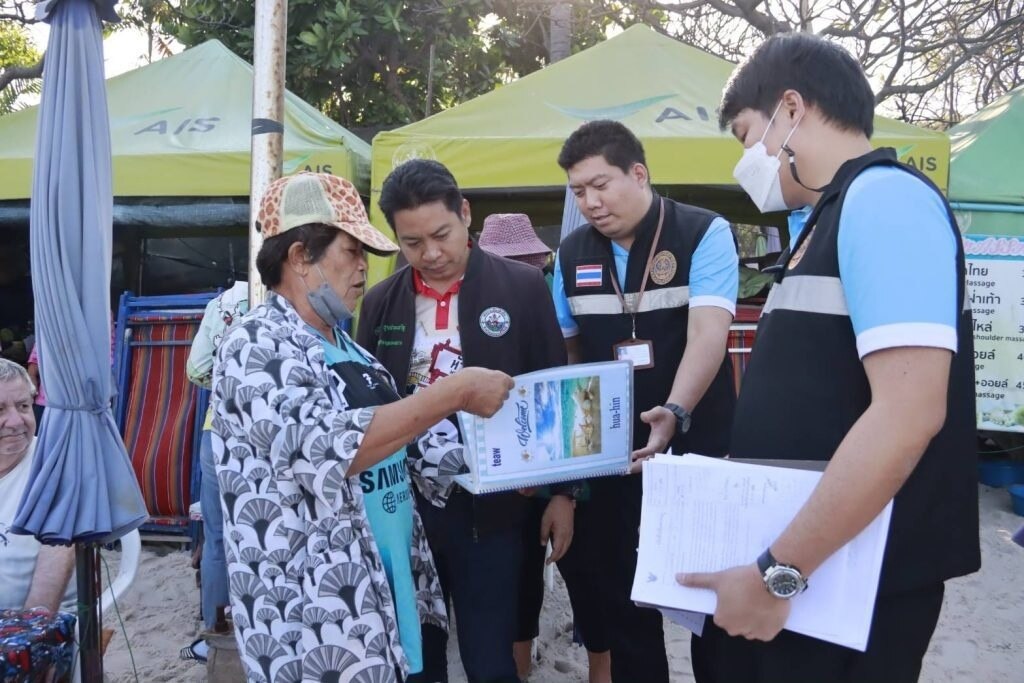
left=454, top=361, right=634, bottom=494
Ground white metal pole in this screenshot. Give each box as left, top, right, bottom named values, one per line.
left=249, top=0, right=288, bottom=306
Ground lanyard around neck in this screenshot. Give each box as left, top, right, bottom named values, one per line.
left=608, top=198, right=665, bottom=339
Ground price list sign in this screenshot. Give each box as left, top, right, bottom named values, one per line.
left=964, top=234, right=1024, bottom=433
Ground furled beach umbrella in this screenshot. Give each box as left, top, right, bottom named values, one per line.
left=11, top=0, right=146, bottom=677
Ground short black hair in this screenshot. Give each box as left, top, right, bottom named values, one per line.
left=378, top=159, right=463, bottom=229
left=256, top=223, right=339, bottom=288
left=557, top=120, right=647, bottom=173
left=719, top=33, right=875, bottom=137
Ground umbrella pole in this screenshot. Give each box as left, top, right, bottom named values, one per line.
left=76, top=543, right=103, bottom=681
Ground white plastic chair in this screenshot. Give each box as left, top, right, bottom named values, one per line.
left=71, top=529, right=141, bottom=683
left=101, top=528, right=141, bottom=616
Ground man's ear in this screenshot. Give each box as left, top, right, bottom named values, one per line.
left=780, top=89, right=807, bottom=123
left=286, top=241, right=309, bottom=275
left=631, top=162, right=650, bottom=187
left=460, top=198, right=473, bottom=229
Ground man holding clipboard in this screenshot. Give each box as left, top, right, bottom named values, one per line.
left=682, top=33, right=980, bottom=683
left=551, top=120, right=739, bottom=682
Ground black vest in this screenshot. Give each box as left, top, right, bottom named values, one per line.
left=559, top=194, right=736, bottom=456
left=731, top=149, right=980, bottom=595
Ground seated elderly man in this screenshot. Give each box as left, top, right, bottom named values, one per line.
left=0, top=358, right=75, bottom=613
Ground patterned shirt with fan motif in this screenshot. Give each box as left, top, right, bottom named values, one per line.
left=212, top=293, right=455, bottom=683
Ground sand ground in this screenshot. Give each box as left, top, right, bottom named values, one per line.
left=100, top=484, right=1023, bottom=682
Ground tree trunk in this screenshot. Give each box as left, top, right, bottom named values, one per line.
left=548, top=2, right=572, bottom=63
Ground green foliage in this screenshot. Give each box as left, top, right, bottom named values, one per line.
left=159, top=1, right=671, bottom=127
left=0, top=21, right=41, bottom=115
left=162, top=0, right=514, bottom=127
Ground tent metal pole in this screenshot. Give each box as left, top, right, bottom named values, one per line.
left=249, top=0, right=288, bottom=306
left=950, top=201, right=1024, bottom=214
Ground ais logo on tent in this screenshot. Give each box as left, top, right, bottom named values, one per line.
left=546, top=94, right=716, bottom=125
left=547, top=94, right=676, bottom=121
left=128, top=107, right=221, bottom=135
left=283, top=155, right=333, bottom=175
left=897, top=145, right=938, bottom=172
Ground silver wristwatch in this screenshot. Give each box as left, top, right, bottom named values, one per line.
left=756, top=548, right=808, bottom=599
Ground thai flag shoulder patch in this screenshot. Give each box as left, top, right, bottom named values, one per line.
left=575, top=264, right=603, bottom=288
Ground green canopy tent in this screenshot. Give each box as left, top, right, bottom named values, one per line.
left=949, top=84, right=1024, bottom=235
left=0, top=39, right=372, bottom=294
left=0, top=39, right=370, bottom=206
left=368, top=24, right=950, bottom=286
left=949, top=85, right=1024, bottom=435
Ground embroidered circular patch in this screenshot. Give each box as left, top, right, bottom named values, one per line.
left=650, top=250, right=677, bottom=285
left=479, top=307, right=511, bottom=337
left=788, top=227, right=815, bottom=270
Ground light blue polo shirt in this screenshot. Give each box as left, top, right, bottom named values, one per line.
left=320, top=331, right=422, bottom=673
left=836, top=166, right=958, bottom=358
left=553, top=216, right=739, bottom=337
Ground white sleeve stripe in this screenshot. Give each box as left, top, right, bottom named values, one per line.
left=689, top=295, right=736, bottom=315
left=856, top=323, right=957, bottom=359
left=561, top=325, right=580, bottom=339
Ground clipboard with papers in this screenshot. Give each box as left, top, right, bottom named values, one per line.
left=453, top=361, right=634, bottom=494
left=631, top=454, right=892, bottom=651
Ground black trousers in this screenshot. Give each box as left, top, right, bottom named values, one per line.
left=691, top=583, right=945, bottom=683
left=516, top=496, right=611, bottom=652
left=587, top=474, right=670, bottom=683
left=409, top=489, right=523, bottom=683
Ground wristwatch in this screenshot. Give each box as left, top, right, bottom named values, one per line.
left=663, top=403, right=692, bottom=435
left=757, top=548, right=808, bottom=599
left=552, top=481, right=584, bottom=502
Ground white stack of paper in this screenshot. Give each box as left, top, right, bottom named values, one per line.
left=454, top=361, right=633, bottom=494
left=631, top=454, right=892, bottom=651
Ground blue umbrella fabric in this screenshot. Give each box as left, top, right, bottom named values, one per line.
left=12, top=0, right=147, bottom=544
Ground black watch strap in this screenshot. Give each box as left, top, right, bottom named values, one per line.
left=758, top=547, right=804, bottom=577
left=756, top=548, right=776, bottom=575
left=664, top=403, right=691, bottom=434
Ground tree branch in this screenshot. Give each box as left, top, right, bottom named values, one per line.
left=0, top=54, right=44, bottom=93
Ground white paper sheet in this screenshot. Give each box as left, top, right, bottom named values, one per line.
left=454, top=361, right=634, bottom=494
left=631, top=454, right=892, bottom=651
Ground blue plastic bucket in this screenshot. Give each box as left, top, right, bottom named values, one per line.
left=977, top=459, right=1024, bottom=487
left=1009, top=485, right=1024, bottom=517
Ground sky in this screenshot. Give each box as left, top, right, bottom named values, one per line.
left=28, top=21, right=173, bottom=79
left=19, top=22, right=177, bottom=106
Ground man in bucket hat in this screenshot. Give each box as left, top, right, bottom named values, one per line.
left=478, top=213, right=553, bottom=270
left=479, top=213, right=612, bottom=683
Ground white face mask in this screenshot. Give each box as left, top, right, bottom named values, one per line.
left=733, top=102, right=801, bottom=213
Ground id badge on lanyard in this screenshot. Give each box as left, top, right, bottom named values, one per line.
left=613, top=337, right=654, bottom=369
left=609, top=199, right=665, bottom=371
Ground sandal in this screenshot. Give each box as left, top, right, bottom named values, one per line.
left=179, top=637, right=208, bottom=664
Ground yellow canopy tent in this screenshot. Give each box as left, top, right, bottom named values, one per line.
left=0, top=39, right=370, bottom=200
left=368, top=24, right=949, bottom=286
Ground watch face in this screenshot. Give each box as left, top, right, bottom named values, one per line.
left=767, top=567, right=803, bottom=598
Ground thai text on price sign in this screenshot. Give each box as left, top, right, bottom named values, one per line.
left=964, top=234, right=1024, bottom=433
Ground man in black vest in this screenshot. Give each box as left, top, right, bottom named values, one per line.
left=680, top=33, right=980, bottom=683
left=552, top=121, right=739, bottom=682
left=358, top=159, right=575, bottom=683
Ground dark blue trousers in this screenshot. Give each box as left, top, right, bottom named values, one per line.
left=409, top=489, right=523, bottom=683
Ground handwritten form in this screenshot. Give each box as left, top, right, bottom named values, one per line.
left=631, top=454, right=892, bottom=651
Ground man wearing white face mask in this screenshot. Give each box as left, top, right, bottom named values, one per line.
left=680, top=33, right=979, bottom=683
